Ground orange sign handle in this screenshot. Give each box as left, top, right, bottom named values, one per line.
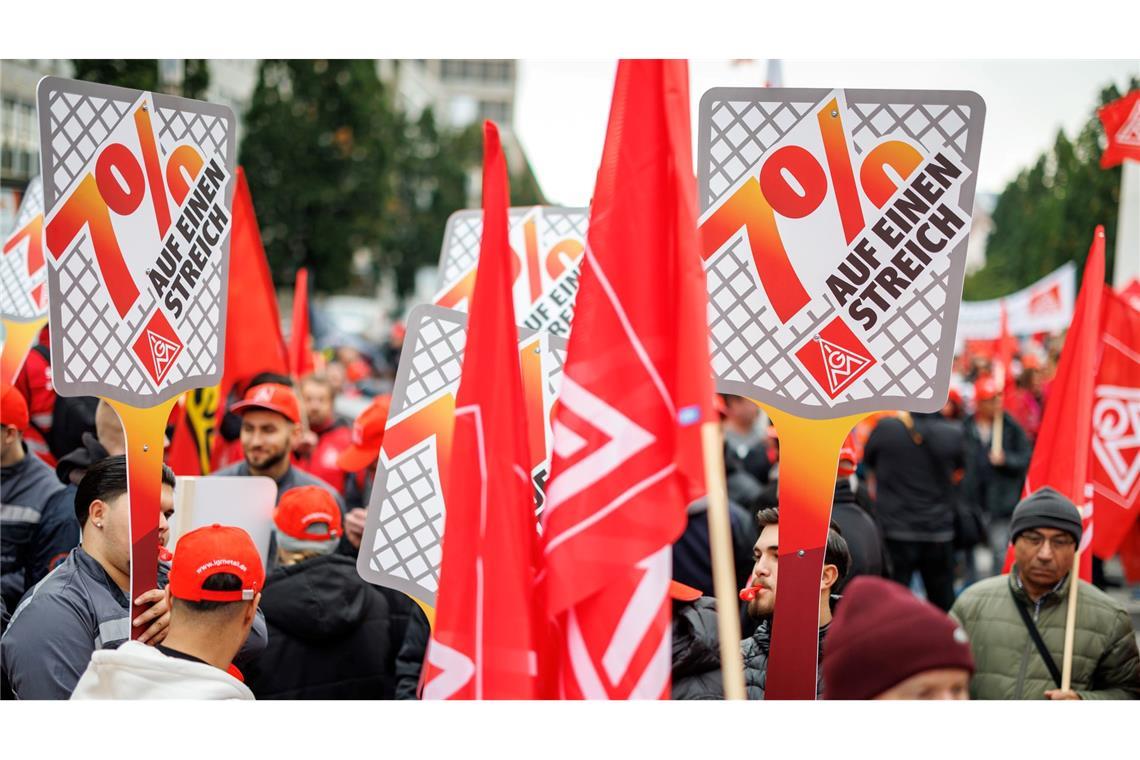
left=757, top=403, right=868, bottom=700
left=107, top=397, right=177, bottom=639
left=1, top=316, right=48, bottom=387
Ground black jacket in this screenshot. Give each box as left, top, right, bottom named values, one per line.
left=961, top=412, right=1031, bottom=519
left=671, top=598, right=726, bottom=699
left=1, top=447, right=71, bottom=611
left=243, top=553, right=398, bottom=699
left=863, top=414, right=965, bottom=542
left=742, top=619, right=829, bottom=699
left=831, top=480, right=890, bottom=592
left=395, top=604, right=430, bottom=699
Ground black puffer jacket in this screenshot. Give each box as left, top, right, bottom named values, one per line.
left=671, top=598, right=725, bottom=699
left=741, top=619, right=829, bottom=699
left=242, top=553, right=397, bottom=699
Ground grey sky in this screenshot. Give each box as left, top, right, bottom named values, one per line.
left=515, top=59, right=1140, bottom=207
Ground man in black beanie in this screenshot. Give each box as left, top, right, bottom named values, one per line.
left=951, top=487, right=1140, bottom=700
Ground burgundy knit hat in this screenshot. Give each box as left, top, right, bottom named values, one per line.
left=822, top=577, right=974, bottom=699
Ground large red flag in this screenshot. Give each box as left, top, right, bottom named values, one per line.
left=421, top=121, right=541, bottom=700
left=288, top=267, right=315, bottom=378
left=1005, top=227, right=1106, bottom=582
left=538, top=60, right=715, bottom=699
left=995, top=300, right=1015, bottom=402
left=1090, top=289, right=1140, bottom=558
left=1098, top=90, right=1140, bottom=169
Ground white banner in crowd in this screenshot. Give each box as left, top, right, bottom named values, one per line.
left=956, top=262, right=1076, bottom=345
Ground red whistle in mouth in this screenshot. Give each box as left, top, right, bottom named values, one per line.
left=739, top=586, right=760, bottom=602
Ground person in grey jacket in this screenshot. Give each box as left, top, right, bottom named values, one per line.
left=2, top=385, right=70, bottom=612
left=1, top=456, right=267, bottom=699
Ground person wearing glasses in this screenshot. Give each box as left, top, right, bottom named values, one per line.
left=950, top=488, right=1140, bottom=700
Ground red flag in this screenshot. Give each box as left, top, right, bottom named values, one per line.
left=1121, top=278, right=1140, bottom=311
left=288, top=267, right=314, bottom=378
left=1004, top=228, right=1106, bottom=581
left=1090, top=290, right=1140, bottom=557
left=1098, top=90, right=1140, bottom=169
left=421, top=121, right=540, bottom=700
left=995, top=300, right=1015, bottom=403
left=538, top=60, right=715, bottom=699
left=165, top=399, right=201, bottom=475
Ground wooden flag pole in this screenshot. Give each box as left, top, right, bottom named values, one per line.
left=1060, top=551, right=1081, bottom=691
left=991, top=402, right=1004, bottom=458
left=700, top=421, right=747, bottom=700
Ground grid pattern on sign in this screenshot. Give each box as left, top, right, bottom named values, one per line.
left=703, top=99, right=817, bottom=208
left=368, top=440, right=445, bottom=595
left=44, top=84, right=230, bottom=396
left=706, top=235, right=833, bottom=406
left=56, top=236, right=151, bottom=392
left=391, top=313, right=466, bottom=417
left=154, top=104, right=232, bottom=380
left=1, top=177, right=46, bottom=320
left=701, top=93, right=973, bottom=406
left=437, top=207, right=589, bottom=292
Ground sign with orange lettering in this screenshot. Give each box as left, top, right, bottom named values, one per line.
left=356, top=304, right=566, bottom=605
left=37, top=77, right=237, bottom=406
left=434, top=206, right=587, bottom=337
left=698, top=88, right=985, bottom=418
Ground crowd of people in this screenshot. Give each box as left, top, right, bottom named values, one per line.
left=1, top=330, right=1137, bottom=700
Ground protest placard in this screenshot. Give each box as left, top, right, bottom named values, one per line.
left=1, top=177, right=46, bottom=385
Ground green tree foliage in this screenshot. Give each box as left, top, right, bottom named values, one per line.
left=964, top=77, right=1139, bottom=299
left=239, top=60, right=401, bottom=292
left=70, top=60, right=210, bottom=99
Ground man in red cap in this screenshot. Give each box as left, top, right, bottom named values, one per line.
left=242, top=486, right=407, bottom=699
left=961, top=374, right=1031, bottom=576
left=71, top=524, right=264, bottom=699
left=829, top=437, right=889, bottom=593
left=1, top=384, right=69, bottom=616
left=823, top=576, right=974, bottom=699
left=336, top=394, right=391, bottom=548
left=212, top=383, right=344, bottom=510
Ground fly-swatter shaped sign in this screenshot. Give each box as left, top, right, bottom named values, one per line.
left=37, top=77, right=237, bottom=407
left=435, top=206, right=587, bottom=337
left=357, top=304, right=567, bottom=607
left=1, top=177, right=47, bottom=385
left=699, top=88, right=985, bottom=419
left=37, top=76, right=237, bottom=637
left=698, top=87, right=985, bottom=699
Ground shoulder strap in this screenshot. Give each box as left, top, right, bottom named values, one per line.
left=1009, top=584, right=1062, bottom=688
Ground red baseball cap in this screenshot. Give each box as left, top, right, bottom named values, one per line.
left=974, top=375, right=1000, bottom=402
left=668, top=580, right=702, bottom=602
left=837, top=435, right=858, bottom=478
left=337, top=395, right=391, bottom=473
left=168, top=525, right=265, bottom=602
left=231, top=383, right=301, bottom=424
left=274, top=486, right=343, bottom=542
left=1, top=384, right=29, bottom=432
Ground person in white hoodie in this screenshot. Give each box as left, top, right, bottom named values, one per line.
left=71, top=524, right=264, bottom=699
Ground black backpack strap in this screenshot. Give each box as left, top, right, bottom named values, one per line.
left=1009, top=584, right=1062, bottom=688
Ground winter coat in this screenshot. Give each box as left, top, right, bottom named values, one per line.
left=961, top=413, right=1031, bottom=519
left=671, top=597, right=726, bottom=700
left=830, top=480, right=890, bottom=592
left=395, top=604, right=430, bottom=699
left=295, top=418, right=353, bottom=496
left=742, top=619, right=829, bottom=699
left=950, top=570, right=1140, bottom=700
left=1, top=446, right=71, bottom=610
left=242, top=553, right=398, bottom=699
left=70, top=640, right=253, bottom=700
left=1, top=547, right=267, bottom=700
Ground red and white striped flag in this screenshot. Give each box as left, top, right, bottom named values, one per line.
left=538, top=59, right=715, bottom=699
left=421, top=121, right=542, bottom=699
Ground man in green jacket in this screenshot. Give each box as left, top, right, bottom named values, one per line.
left=951, top=488, right=1139, bottom=700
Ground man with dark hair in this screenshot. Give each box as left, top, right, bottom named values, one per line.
left=951, top=488, right=1140, bottom=700
left=0, top=456, right=267, bottom=699
left=739, top=506, right=850, bottom=699
left=2, top=385, right=69, bottom=612
left=213, top=383, right=343, bottom=510
left=71, top=525, right=264, bottom=699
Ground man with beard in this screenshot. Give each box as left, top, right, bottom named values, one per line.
left=212, top=383, right=343, bottom=510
